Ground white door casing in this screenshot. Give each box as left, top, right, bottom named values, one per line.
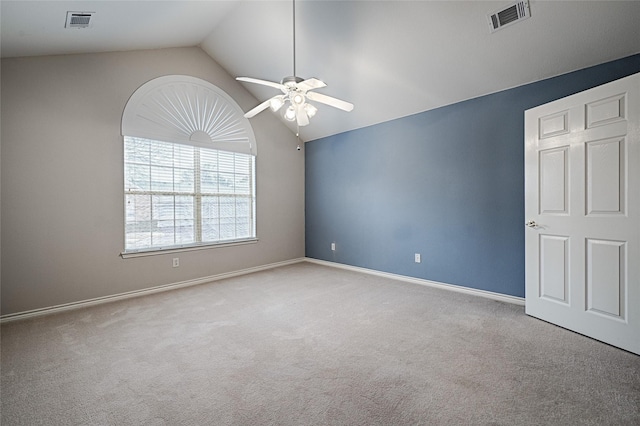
left=525, top=73, right=640, bottom=355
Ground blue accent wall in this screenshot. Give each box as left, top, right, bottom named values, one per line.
left=305, top=54, right=640, bottom=298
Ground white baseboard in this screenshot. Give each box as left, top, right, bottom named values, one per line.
left=304, top=258, right=525, bottom=306
left=0, top=258, right=306, bottom=323
left=1, top=256, right=523, bottom=323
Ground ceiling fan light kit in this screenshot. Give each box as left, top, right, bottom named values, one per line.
left=236, top=0, right=353, bottom=130
left=269, top=96, right=285, bottom=112
left=305, top=103, right=317, bottom=118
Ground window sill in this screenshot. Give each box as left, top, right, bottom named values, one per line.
left=120, top=238, right=258, bottom=259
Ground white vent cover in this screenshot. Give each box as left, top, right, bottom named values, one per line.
left=65, top=11, right=95, bottom=29
left=488, top=1, right=530, bottom=33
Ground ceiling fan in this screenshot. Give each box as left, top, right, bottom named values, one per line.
left=236, top=0, right=353, bottom=128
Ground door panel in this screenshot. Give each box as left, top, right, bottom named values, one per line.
left=539, top=147, right=569, bottom=214
left=539, top=235, right=569, bottom=303
left=585, top=239, right=625, bottom=318
left=586, top=94, right=626, bottom=128
left=525, top=72, right=639, bottom=355
left=586, top=138, right=624, bottom=215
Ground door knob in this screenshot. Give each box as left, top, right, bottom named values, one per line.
left=525, top=220, right=537, bottom=228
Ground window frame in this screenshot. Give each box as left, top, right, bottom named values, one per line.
left=120, top=75, right=257, bottom=257
left=122, top=137, right=257, bottom=257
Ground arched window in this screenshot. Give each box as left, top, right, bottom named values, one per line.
left=121, top=75, right=257, bottom=254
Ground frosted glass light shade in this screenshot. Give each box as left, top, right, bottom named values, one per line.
left=292, top=93, right=305, bottom=105
left=284, top=105, right=297, bottom=121
left=270, top=96, right=285, bottom=112
left=305, top=103, right=317, bottom=118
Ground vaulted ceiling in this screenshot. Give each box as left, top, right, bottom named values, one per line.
left=2, top=1, right=639, bottom=141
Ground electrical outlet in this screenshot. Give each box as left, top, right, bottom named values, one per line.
left=415, top=253, right=421, bottom=263
left=331, top=242, right=336, bottom=251
left=172, top=258, right=179, bottom=268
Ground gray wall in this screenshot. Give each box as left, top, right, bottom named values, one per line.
left=1, top=47, right=305, bottom=315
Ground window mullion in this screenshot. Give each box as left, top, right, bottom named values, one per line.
left=149, top=141, right=154, bottom=247
left=250, top=156, right=256, bottom=237
left=172, top=148, right=177, bottom=246
left=194, top=149, right=202, bottom=242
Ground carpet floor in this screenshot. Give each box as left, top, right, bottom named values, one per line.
left=1, top=262, right=639, bottom=425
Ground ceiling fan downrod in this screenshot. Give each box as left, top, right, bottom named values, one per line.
left=292, top=0, right=297, bottom=78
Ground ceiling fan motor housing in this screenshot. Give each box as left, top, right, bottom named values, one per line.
left=281, top=76, right=304, bottom=87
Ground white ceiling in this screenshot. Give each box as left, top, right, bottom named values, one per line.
left=2, top=1, right=639, bottom=141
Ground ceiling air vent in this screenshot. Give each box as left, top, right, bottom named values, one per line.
left=65, top=11, right=95, bottom=29
left=488, top=1, right=530, bottom=33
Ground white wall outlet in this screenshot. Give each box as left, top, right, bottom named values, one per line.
left=415, top=253, right=421, bottom=263
left=331, top=242, right=336, bottom=251
left=172, top=258, right=179, bottom=268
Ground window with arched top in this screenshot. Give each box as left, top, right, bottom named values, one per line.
left=121, top=75, right=257, bottom=255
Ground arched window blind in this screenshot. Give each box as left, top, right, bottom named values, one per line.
left=121, top=76, right=257, bottom=254
left=122, top=75, right=256, bottom=155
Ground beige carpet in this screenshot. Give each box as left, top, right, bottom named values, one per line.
left=2, top=262, right=639, bottom=425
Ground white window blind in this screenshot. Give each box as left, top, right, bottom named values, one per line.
left=124, top=136, right=256, bottom=252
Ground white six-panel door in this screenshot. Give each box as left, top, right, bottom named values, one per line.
left=525, top=72, right=639, bottom=355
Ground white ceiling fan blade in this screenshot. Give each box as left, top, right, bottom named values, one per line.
left=296, top=105, right=310, bottom=126
left=244, top=98, right=272, bottom=118
left=236, top=77, right=286, bottom=91
left=306, top=91, right=354, bottom=112
left=296, top=78, right=327, bottom=92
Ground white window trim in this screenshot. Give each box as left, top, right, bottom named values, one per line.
left=120, top=238, right=259, bottom=259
